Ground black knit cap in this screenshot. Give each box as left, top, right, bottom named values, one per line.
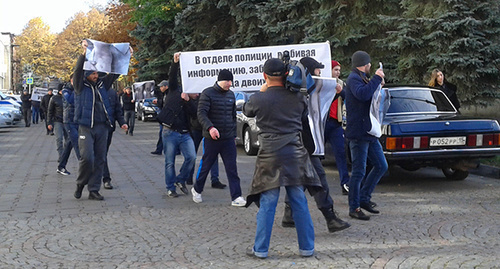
left=263, top=58, right=286, bottom=77
left=300, top=57, right=325, bottom=74
left=217, top=69, right=233, bottom=81
left=351, top=50, right=371, bottom=68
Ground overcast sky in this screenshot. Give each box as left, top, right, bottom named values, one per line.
left=1, top=0, right=110, bottom=35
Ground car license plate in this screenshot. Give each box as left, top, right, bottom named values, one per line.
left=429, top=136, right=466, bottom=146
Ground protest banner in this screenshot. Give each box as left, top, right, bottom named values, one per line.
left=83, top=39, right=131, bottom=75
left=31, top=87, right=48, bottom=102
left=179, top=42, right=332, bottom=93
left=132, top=80, right=156, bottom=101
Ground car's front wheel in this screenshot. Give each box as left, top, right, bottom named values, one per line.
left=442, top=167, right=469, bottom=181
left=243, top=127, right=258, bottom=156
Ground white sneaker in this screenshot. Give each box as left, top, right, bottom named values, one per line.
left=231, top=196, right=246, bottom=207
left=191, top=187, right=202, bottom=203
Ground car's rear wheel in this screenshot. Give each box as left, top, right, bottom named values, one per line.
left=442, top=167, right=469, bottom=181
left=243, top=127, right=258, bottom=156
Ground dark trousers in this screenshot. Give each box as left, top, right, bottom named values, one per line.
left=285, top=155, right=334, bottom=210
left=154, top=124, right=163, bottom=153
left=76, top=123, right=109, bottom=192
left=189, top=130, right=219, bottom=182
left=102, top=129, right=114, bottom=182
left=22, top=108, right=31, bottom=127
left=193, top=138, right=242, bottom=200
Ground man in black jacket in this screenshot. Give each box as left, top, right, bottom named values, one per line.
left=191, top=69, right=246, bottom=207
left=156, top=52, right=197, bottom=198
left=150, top=81, right=168, bottom=155
left=40, top=89, right=53, bottom=134
left=20, top=90, right=32, bottom=127
left=47, top=86, right=67, bottom=170
left=121, top=86, right=135, bottom=136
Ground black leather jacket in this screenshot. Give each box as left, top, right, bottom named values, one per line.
left=47, top=94, right=64, bottom=125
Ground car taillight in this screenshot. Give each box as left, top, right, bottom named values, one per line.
left=385, top=136, right=429, bottom=150
left=467, top=133, right=500, bottom=146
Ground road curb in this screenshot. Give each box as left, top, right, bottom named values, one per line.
left=470, top=164, right=500, bottom=179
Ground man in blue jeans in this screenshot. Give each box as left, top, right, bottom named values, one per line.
left=157, top=52, right=197, bottom=198
left=243, top=58, right=322, bottom=259
left=345, top=51, right=388, bottom=220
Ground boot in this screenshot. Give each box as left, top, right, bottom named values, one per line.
left=320, top=207, right=351, bottom=233
left=281, top=202, right=295, bottom=228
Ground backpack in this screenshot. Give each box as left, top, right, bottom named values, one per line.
left=285, top=60, right=316, bottom=94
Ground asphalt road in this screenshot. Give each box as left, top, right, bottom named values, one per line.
left=1, top=120, right=499, bottom=268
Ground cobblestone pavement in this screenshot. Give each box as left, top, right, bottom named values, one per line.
left=1, top=121, right=499, bottom=268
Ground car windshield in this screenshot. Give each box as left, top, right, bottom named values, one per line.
left=387, top=88, right=456, bottom=114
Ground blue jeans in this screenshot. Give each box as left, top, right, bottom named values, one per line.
left=54, top=122, right=67, bottom=163
left=253, top=186, right=315, bottom=258
left=32, top=106, right=40, bottom=124
left=348, top=139, right=388, bottom=212
left=162, top=128, right=196, bottom=191
left=324, top=119, right=350, bottom=185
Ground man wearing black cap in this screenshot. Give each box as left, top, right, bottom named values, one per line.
left=191, top=69, right=246, bottom=207
left=150, top=80, right=169, bottom=155
left=345, top=50, right=387, bottom=220
left=243, top=58, right=322, bottom=259
left=280, top=56, right=351, bottom=233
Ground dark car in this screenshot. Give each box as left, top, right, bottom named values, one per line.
left=136, top=97, right=160, bottom=122
left=235, top=91, right=259, bottom=155
left=378, top=85, right=500, bottom=180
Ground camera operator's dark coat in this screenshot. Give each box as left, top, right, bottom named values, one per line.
left=243, top=86, right=322, bottom=206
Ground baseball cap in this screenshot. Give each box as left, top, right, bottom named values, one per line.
left=263, top=58, right=286, bottom=77
left=158, top=80, right=169, bottom=87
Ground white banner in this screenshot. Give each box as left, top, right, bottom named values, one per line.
left=31, top=87, right=48, bottom=102
left=179, top=42, right=332, bottom=93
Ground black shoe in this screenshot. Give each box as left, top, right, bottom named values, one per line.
left=360, top=202, right=380, bottom=214
left=186, top=179, right=193, bottom=185
left=349, top=208, right=370, bottom=220
left=50, top=132, right=54, bottom=136
left=370, top=201, right=378, bottom=208
left=150, top=151, right=162, bottom=155
left=103, top=181, right=113, bottom=189
left=282, top=203, right=295, bottom=227
left=211, top=181, right=227, bottom=189
left=167, top=190, right=179, bottom=198
left=129, top=132, right=133, bottom=136
left=88, top=191, right=104, bottom=200
left=341, top=184, right=349, bottom=195
left=326, top=216, right=351, bottom=233
left=74, top=184, right=84, bottom=199
left=174, top=182, right=188, bottom=194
